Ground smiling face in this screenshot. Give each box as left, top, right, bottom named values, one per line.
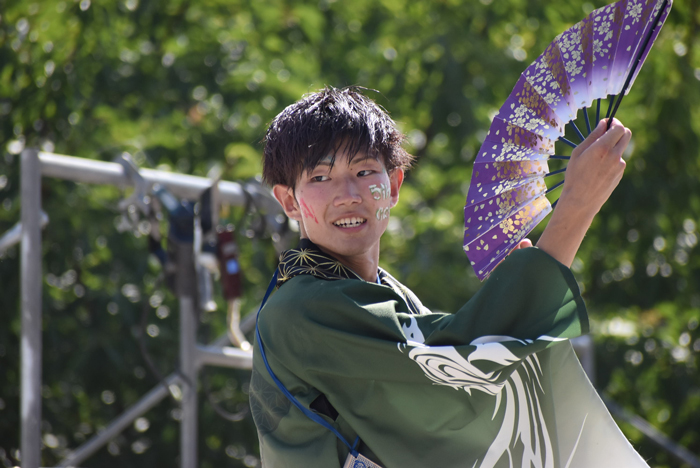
left=273, top=149, right=403, bottom=278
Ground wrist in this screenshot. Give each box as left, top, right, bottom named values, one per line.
left=536, top=192, right=597, bottom=267
left=555, top=189, right=599, bottom=226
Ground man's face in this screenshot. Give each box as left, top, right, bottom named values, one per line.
left=273, top=150, right=403, bottom=265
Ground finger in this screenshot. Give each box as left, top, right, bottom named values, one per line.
left=571, top=119, right=608, bottom=158
left=587, top=120, right=628, bottom=154
left=598, top=118, right=627, bottom=144
left=517, top=238, right=533, bottom=249
left=504, top=238, right=533, bottom=263
left=612, top=127, right=632, bottom=154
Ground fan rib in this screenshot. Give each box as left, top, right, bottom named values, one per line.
left=544, top=168, right=566, bottom=178
left=569, top=120, right=586, bottom=143
left=558, top=137, right=577, bottom=149
left=546, top=180, right=565, bottom=195
left=605, top=95, right=614, bottom=119
left=583, top=109, right=592, bottom=135
left=607, top=0, right=670, bottom=130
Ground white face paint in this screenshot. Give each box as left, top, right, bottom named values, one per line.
left=375, top=207, right=390, bottom=220
left=370, top=181, right=391, bottom=221
left=369, top=183, right=390, bottom=201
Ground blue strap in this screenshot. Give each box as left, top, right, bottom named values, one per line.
left=255, top=269, right=360, bottom=457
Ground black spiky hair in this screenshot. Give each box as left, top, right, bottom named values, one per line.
left=262, top=86, right=413, bottom=188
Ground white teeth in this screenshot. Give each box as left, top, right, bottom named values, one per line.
left=334, top=217, right=366, bottom=227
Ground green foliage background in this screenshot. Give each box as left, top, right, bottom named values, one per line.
left=1, top=0, right=699, bottom=466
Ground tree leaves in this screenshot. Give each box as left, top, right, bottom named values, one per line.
left=1, top=0, right=699, bottom=466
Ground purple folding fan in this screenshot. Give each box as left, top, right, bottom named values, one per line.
left=464, top=0, right=673, bottom=281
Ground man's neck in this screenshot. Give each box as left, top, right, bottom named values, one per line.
left=302, top=238, right=380, bottom=283
left=332, top=253, right=379, bottom=283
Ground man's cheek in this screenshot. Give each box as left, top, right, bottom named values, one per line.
left=368, top=184, right=391, bottom=220
left=375, top=207, right=391, bottom=220
left=299, top=199, right=319, bottom=224
left=368, top=183, right=390, bottom=201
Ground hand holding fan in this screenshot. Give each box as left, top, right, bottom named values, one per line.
left=464, top=0, right=673, bottom=280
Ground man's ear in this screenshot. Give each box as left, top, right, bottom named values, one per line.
left=388, top=168, right=404, bottom=208
left=272, top=185, right=302, bottom=221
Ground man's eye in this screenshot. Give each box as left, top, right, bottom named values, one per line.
left=358, top=170, right=374, bottom=177
left=311, top=175, right=328, bottom=182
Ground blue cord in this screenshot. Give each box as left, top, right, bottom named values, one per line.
left=254, top=269, right=360, bottom=457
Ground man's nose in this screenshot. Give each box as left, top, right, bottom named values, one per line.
left=333, top=176, right=362, bottom=206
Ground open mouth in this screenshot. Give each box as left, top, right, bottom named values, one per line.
left=333, top=217, right=367, bottom=228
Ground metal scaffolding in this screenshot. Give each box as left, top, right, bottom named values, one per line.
left=15, top=149, right=284, bottom=468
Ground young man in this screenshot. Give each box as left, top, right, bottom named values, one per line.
left=251, top=87, right=645, bottom=467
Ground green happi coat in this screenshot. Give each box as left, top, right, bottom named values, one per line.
left=251, top=240, right=648, bottom=468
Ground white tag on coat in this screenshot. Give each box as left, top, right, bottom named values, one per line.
left=343, top=452, right=383, bottom=468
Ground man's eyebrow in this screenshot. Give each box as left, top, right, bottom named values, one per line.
left=305, top=159, right=332, bottom=174
left=308, top=153, right=334, bottom=168
left=310, top=153, right=377, bottom=170
left=351, top=156, right=381, bottom=165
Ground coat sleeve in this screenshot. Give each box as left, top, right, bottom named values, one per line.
left=258, top=247, right=587, bottom=390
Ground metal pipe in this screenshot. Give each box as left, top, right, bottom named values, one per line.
left=179, top=296, right=197, bottom=468
left=55, top=328, right=254, bottom=466
left=0, top=212, right=48, bottom=252
left=37, top=152, right=282, bottom=212
left=17, top=152, right=284, bottom=467
left=168, top=229, right=200, bottom=468
left=57, top=374, right=183, bottom=467
left=196, top=345, right=253, bottom=370
left=20, top=149, right=42, bottom=468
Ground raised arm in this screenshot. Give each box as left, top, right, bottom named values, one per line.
left=536, top=118, right=631, bottom=267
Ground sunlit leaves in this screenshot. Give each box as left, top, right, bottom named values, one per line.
left=1, top=0, right=699, bottom=466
